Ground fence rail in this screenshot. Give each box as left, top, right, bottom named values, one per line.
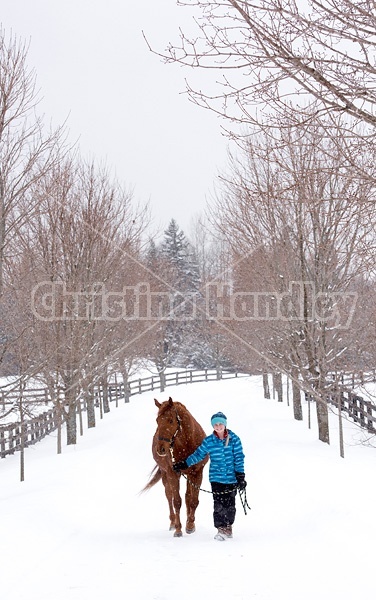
left=0, top=409, right=58, bottom=458
left=303, top=382, right=376, bottom=434
left=326, top=387, right=376, bottom=434
left=0, top=369, right=245, bottom=458
left=104, top=368, right=243, bottom=402
left=2, top=368, right=374, bottom=459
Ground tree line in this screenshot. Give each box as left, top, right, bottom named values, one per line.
left=149, top=0, right=376, bottom=445
left=1, top=8, right=376, bottom=450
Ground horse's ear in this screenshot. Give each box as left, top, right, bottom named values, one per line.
left=154, top=398, right=161, bottom=408
left=168, top=397, right=173, bottom=406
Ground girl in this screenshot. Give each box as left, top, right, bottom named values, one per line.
left=173, top=411, right=246, bottom=541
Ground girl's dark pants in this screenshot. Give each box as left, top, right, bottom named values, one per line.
left=211, top=482, right=237, bottom=528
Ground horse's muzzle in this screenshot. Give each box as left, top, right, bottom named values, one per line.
left=156, top=444, right=167, bottom=457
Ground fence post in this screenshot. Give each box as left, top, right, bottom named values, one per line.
left=367, top=403, right=374, bottom=432
left=19, top=381, right=26, bottom=482
left=336, top=383, right=345, bottom=459
left=0, top=429, right=5, bottom=458
left=358, top=396, right=365, bottom=428
left=56, top=403, right=62, bottom=455
left=344, top=390, right=350, bottom=418
left=350, top=393, right=358, bottom=423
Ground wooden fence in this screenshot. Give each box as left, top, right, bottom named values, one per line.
left=2, top=368, right=375, bottom=459
left=103, top=368, right=243, bottom=403
left=0, top=369, right=245, bottom=459
left=304, top=383, right=376, bottom=433
left=326, top=387, right=376, bottom=434
left=0, top=409, right=57, bottom=458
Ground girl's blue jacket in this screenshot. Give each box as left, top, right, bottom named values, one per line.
left=186, top=429, right=245, bottom=484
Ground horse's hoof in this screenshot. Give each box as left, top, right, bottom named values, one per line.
left=169, top=525, right=175, bottom=531
left=186, top=526, right=196, bottom=534
left=173, top=531, right=183, bottom=538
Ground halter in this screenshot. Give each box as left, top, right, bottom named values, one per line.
left=157, top=410, right=182, bottom=460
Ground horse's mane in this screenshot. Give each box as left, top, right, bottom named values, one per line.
left=157, top=401, right=173, bottom=417
left=158, top=399, right=194, bottom=419
left=159, top=400, right=202, bottom=430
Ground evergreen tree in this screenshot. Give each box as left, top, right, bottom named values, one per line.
left=158, top=219, right=203, bottom=367
left=161, top=219, right=200, bottom=293
left=161, top=219, right=187, bottom=267
left=145, top=238, right=160, bottom=272
left=143, top=221, right=234, bottom=370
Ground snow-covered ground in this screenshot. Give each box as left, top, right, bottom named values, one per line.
left=1, top=376, right=375, bottom=600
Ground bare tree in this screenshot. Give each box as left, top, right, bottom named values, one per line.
left=210, top=111, right=376, bottom=442
left=6, top=157, right=148, bottom=445
left=0, top=28, right=66, bottom=296
left=156, top=1, right=376, bottom=131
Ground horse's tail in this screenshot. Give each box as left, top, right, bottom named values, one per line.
left=140, top=465, right=162, bottom=493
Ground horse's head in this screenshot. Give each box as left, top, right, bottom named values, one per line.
left=154, top=397, right=182, bottom=458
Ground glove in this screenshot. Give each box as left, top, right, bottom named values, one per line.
left=173, top=459, right=188, bottom=472
left=235, top=472, right=247, bottom=490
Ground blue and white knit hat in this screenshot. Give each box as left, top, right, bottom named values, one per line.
left=211, top=411, right=227, bottom=427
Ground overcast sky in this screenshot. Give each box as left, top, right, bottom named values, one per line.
left=1, top=0, right=229, bottom=237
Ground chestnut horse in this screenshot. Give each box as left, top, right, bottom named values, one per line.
left=142, top=397, right=208, bottom=537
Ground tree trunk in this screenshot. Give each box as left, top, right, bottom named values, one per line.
left=316, top=392, right=330, bottom=444
left=159, top=371, right=166, bottom=392
left=291, top=368, right=303, bottom=421
left=86, top=387, right=96, bottom=429
left=101, top=378, right=110, bottom=414
left=66, top=404, right=77, bottom=445
left=121, top=370, right=130, bottom=403
left=262, top=371, right=270, bottom=399
left=274, top=372, right=283, bottom=402
left=0, top=195, right=5, bottom=297
left=77, top=395, right=83, bottom=437
left=292, top=381, right=303, bottom=420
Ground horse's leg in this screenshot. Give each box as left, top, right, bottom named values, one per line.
left=168, top=473, right=183, bottom=537
left=161, top=472, right=176, bottom=531
left=185, top=468, right=203, bottom=534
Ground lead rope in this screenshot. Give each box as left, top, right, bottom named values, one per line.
left=238, top=487, right=251, bottom=515
left=171, top=444, right=251, bottom=515
left=180, top=472, right=251, bottom=515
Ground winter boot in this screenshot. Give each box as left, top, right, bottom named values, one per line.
left=214, top=528, right=226, bottom=541
left=214, top=527, right=230, bottom=541
left=223, top=525, right=233, bottom=538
